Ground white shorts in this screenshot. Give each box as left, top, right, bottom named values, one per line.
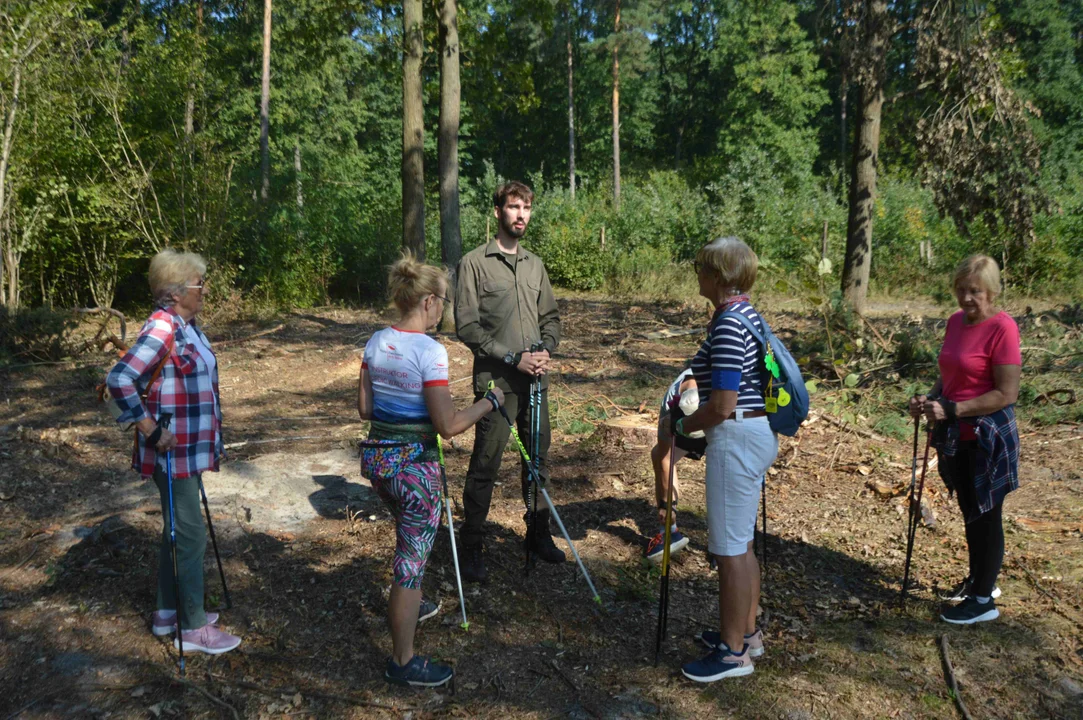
left=705, top=415, right=778, bottom=557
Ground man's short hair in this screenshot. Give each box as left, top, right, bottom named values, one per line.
left=493, top=180, right=534, bottom=209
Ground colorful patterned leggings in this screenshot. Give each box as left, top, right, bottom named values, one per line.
left=370, top=460, right=443, bottom=590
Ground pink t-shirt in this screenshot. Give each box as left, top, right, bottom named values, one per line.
left=938, top=310, right=1021, bottom=440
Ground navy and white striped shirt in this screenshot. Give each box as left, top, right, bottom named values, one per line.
left=690, top=301, right=766, bottom=412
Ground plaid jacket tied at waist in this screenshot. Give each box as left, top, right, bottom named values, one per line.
left=106, top=305, right=223, bottom=479
left=933, top=405, right=1019, bottom=522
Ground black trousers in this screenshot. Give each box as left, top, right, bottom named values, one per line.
left=941, top=440, right=1005, bottom=598
left=461, top=386, right=550, bottom=548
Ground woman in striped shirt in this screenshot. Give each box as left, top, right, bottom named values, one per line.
left=673, top=237, right=779, bottom=683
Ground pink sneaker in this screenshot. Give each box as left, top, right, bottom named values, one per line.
left=152, top=610, right=219, bottom=637
left=745, top=628, right=764, bottom=658
left=174, top=624, right=241, bottom=655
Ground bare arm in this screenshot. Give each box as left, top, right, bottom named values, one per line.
left=680, top=389, right=737, bottom=434
left=925, top=365, right=1020, bottom=422
left=424, top=385, right=504, bottom=438
left=958, top=364, right=1020, bottom=416
left=358, top=365, right=374, bottom=420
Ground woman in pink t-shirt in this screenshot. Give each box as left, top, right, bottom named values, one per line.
left=909, top=255, right=1021, bottom=626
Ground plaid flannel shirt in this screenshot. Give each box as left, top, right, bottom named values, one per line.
left=106, top=305, right=223, bottom=478
left=934, top=405, right=1019, bottom=521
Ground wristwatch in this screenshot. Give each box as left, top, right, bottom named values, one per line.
left=503, top=350, right=521, bottom=366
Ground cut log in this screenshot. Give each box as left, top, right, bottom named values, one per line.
left=592, top=413, right=656, bottom=449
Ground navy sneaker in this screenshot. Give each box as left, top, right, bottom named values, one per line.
left=941, top=596, right=999, bottom=625
left=385, top=655, right=454, bottom=687
left=418, top=599, right=441, bottom=624
left=939, top=576, right=1002, bottom=602
left=646, top=531, right=690, bottom=564
left=696, top=628, right=764, bottom=658
left=681, top=643, right=754, bottom=683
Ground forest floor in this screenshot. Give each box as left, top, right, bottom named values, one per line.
left=1, top=295, right=1082, bottom=719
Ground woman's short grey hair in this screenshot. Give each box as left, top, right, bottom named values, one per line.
left=696, top=236, right=758, bottom=293
left=148, top=249, right=207, bottom=306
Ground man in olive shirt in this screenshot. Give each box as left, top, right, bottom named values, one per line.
left=454, top=180, right=564, bottom=583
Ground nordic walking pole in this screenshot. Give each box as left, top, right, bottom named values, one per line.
left=902, top=416, right=933, bottom=602
left=489, top=382, right=602, bottom=605
left=761, top=477, right=768, bottom=573
left=160, top=413, right=185, bottom=675
left=654, top=432, right=678, bottom=666
left=437, top=435, right=469, bottom=630
left=197, top=477, right=232, bottom=611
left=900, top=413, right=921, bottom=602
left=526, top=341, right=544, bottom=575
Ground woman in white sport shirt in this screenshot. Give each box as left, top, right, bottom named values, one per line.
left=358, top=252, right=503, bottom=689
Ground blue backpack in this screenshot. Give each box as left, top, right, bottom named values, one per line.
left=722, top=311, right=809, bottom=437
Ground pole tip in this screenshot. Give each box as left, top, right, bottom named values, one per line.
left=460, top=622, right=470, bottom=631
left=593, top=596, right=602, bottom=604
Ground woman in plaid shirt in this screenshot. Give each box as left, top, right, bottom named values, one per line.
left=107, top=249, right=240, bottom=655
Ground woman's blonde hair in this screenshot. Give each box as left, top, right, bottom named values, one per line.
left=149, top=249, right=207, bottom=306
left=696, top=236, right=758, bottom=293
left=952, top=254, right=1002, bottom=298
left=387, top=251, right=447, bottom=314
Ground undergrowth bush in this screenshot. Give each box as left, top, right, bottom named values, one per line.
left=0, top=307, right=79, bottom=363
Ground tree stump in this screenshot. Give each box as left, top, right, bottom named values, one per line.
left=592, top=414, right=656, bottom=449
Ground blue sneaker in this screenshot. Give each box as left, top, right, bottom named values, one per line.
left=646, top=531, right=689, bottom=564
left=696, top=628, right=764, bottom=658
left=681, top=643, right=754, bottom=683
left=418, top=598, right=441, bottom=624
left=385, top=655, right=454, bottom=687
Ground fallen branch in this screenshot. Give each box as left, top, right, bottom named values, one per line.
left=3, top=544, right=39, bottom=577
left=816, top=412, right=892, bottom=444
left=1034, top=388, right=1075, bottom=406
left=548, top=659, right=580, bottom=692
left=1014, top=559, right=1083, bottom=629
left=172, top=677, right=240, bottom=720
left=860, top=314, right=893, bottom=353
left=74, top=307, right=127, bottom=342
left=214, top=323, right=285, bottom=348
left=939, top=635, right=975, bottom=720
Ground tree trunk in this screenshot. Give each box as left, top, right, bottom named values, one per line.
left=841, top=85, right=883, bottom=316
left=0, top=63, right=21, bottom=308
left=438, top=0, right=461, bottom=328
left=841, top=0, right=889, bottom=316
left=611, top=0, right=621, bottom=208
left=402, top=0, right=426, bottom=259
left=259, top=0, right=272, bottom=204
left=839, top=70, right=848, bottom=171
left=294, top=140, right=304, bottom=212
left=567, top=1, right=576, bottom=200
left=184, top=0, right=203, bottom=139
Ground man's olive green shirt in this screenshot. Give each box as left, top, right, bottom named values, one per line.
left=454, top=239, right=561, bottom=393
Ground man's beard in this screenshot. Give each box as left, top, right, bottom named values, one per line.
left=500, top=215, right=526, bottom=239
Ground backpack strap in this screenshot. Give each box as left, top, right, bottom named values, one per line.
left=721, top=310, right=768, bottom=346
left=132, top=326, right=177, bottom=452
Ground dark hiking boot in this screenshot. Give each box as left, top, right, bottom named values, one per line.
left=461, top=545, right=488, bottom=584
left=385, top=655, right=454, bottom=688
left=525, top=509, right=566, bottom=564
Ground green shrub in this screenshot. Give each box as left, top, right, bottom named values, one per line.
left=0, top=306, right=78, bottom=363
